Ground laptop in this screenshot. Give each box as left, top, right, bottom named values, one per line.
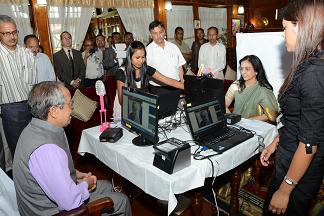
left=185, top=100, right=254, bottom=153
left=184, top=75, right=225, bottom=113
left=150, top=86, right=181, bottom=119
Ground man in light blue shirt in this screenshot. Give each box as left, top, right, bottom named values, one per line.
left=24, top=34, right=56, bottom=82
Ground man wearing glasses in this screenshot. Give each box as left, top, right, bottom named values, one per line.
left=0, top=15, right=37, bottom=167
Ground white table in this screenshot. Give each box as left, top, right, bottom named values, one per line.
left=78, top=118, right=277, bottom=215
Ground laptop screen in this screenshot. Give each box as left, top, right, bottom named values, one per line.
left=185, top=100, right=226, bottom=139
left=184, top=75, right=225, bottom=113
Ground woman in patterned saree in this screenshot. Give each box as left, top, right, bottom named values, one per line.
left=225, top=55, right=278, bottom=122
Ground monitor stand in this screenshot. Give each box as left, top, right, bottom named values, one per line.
left=132, top=135, right=155, bottom=146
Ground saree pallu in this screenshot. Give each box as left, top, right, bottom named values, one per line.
left=233, top=83, right=278, bottom=122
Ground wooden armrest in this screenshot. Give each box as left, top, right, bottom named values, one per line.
left=57, top=204, right=88, bottom=216
left=55, top=197, right=113, bottom=216
left=87, top=197, right=114, bottom=216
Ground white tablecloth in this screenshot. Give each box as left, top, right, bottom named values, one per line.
left=78, top=118, right=277, bottom=215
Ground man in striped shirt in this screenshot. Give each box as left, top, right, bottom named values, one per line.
left=0, top=15, right=37, bottom=162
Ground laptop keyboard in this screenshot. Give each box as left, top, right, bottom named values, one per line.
left=204, top=128, right=236, bottom=146
left=201, top=127, right=254, bottom=153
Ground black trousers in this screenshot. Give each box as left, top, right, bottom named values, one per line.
left=83, top=78, right=102, bottom=88
left=263, top=146, right=324, bottom=216
left=1, top=101, right=31, bottom=159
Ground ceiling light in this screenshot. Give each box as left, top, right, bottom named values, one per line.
left=238, top=5, right=244, bottom=15
left=165, top=0, right=172, bottom=11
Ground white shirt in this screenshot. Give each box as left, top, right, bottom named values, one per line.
left=146, top=40, right=186, bottom=86
left=35, top=53, right=56, bottom=82
left=198, top=42, right=226, bottom=79
left=82, top=49, right=104, bottom=79
left=0, top=43, right=37, bottom=104
left=63, top=47, right=73, bottom=59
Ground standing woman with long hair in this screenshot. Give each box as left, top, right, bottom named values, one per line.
left=260, top=0, right=324, bottom=215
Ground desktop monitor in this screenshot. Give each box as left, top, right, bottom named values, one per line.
left=150, top=86, right=181, bottom=119
left=122, top=87, right=159, bottom=146
left=184, top=75, right=225, bottom=113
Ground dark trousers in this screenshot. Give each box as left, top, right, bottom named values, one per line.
left=83, top=78, right=102, bottom=88
left=1, top=101, right=31, bottom=159
left=263, top=146, right=323, bottom=216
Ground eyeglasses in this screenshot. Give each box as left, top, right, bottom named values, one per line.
left=0, top=30, right=19, bottom=37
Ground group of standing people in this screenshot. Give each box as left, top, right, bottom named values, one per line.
left=171, top=25, right=227, bottom=79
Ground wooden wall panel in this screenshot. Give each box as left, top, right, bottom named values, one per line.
left=154, top=0, right=167, bottom=31
left=30, top=0, right=53, bottom=58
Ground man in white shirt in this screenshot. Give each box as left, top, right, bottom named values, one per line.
left=82, top=37, right=104, bottom=87
left=146, top=21, right=186, bottom=86
left=198, top=26, right=226, bottom=79
left=24, top=34, right=56, bottom=83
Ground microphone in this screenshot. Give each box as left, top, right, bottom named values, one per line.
left=95, top=80, right=109, bottom=132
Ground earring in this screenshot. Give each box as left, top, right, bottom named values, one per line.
left=255, top=72, right=258, bottom=75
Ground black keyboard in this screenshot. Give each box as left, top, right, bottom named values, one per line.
left=204, top=128, right=236, bottom=146
left=201, top=128, right=254, bottom=153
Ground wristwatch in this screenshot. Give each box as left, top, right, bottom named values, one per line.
left=284, top=175, right=298, bottom=186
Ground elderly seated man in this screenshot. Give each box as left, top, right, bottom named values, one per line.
left=13, top=81, right=131, bottom=216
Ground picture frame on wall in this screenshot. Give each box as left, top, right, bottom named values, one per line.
left=194, top=20, right=201, bottom=29
left=232, top=18, right=241, bottom=36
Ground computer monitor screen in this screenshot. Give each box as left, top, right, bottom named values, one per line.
left=184, top=75, right=225, bottom=113
left=150, top=86, right=181, bottom=119
left=122, top=87, right=159, bottom=146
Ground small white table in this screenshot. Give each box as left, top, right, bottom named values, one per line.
left=78, top=118, right=277, bottom=215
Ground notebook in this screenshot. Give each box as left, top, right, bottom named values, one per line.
left=185, top=100, right=254, bottom=153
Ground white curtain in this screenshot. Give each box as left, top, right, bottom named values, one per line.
left=117, top=8, right=154, bottom=45
left=166, top=5, right=194, bottom=47
left=48, top=6, right=94, bottom=52
left=199, top=7, right=227, bottom=43
left=0, top=3, right=33, bottom=45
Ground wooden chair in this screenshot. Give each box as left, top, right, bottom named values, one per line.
left=57, top=197, right=114, bottom=216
